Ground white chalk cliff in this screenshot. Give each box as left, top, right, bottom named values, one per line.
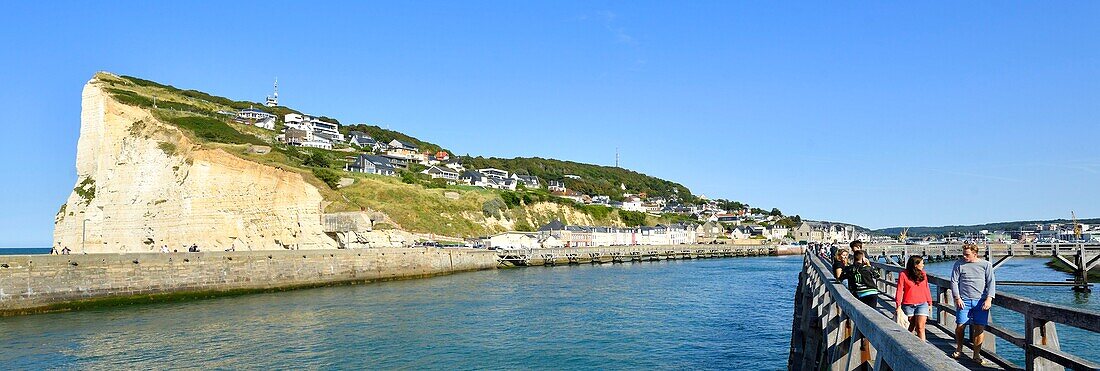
left=53, top=76, right=339, bottom=253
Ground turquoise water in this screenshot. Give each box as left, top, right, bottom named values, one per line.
left=2, top=254, right=1095, bottom=369
left=0, top=256, right=803, bottom=370
left=0, top=247, right=51, bottom=255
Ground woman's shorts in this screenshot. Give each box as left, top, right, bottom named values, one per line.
left=902, top=303, right=930, bottom=317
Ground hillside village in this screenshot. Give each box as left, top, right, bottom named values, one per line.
left=222, top=80, right=877, bottom=249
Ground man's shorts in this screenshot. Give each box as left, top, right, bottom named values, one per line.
left=957, top=299, right=990, bottom=326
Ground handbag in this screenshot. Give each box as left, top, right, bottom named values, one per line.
left=895, top=307, right=910, bottom=328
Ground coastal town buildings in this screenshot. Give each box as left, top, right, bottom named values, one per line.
left=346, top=131, right=387, bottom=152
left=282, top=113, right=342, bottom=148
left=346, top=154, right=396, bottom=176
left=487, top=221, right=702, bottom=249
left=235, top=107, right=276, bottom=130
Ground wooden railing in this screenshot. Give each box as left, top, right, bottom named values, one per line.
left=873, top=261, right=1100, bottom=371
left=789, top=253, right=966, bottom=370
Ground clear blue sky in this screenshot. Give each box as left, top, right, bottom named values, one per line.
left=2, top=2, right=1098, bottom=246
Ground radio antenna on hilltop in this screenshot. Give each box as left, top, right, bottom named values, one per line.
left=266, top=77, right=279, bottom=107
left=615, top=147, right=620, bottom=168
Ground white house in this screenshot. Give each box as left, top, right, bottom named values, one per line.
left=443, top=161, right=466, bottom=173
left=479, top=168, right=510, bottom=179
left=512, top=174, right=540, bottom=189
left=282, top=127, right=333, bottom=149
left=422, top=166, right=459, bottom=180
left=285, top=113, right=343, bottom=142
left=621, top=196, right=646, bottom=212
left=487, top=232, right=540, bottom=250
left=547, top=180, right=566, bottom=193
left=767, top=226, right=790, bottom=241
left=236, top=107, right=277, bottom=130
left=730, top=226, right=752, bottom=240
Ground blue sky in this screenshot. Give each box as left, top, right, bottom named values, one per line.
left=1, top=2, right=1098, bottom=246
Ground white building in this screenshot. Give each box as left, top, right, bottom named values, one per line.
left=422, top=166, right=459, bottom=180
left=479, top=168, right=510, bottom=179
left=547, top=180, right=566, bottom=193
left=285, top=113, right=343, bottom=142
left=236, top=107, right=277, bottom=130
left=282, top=127, right=333, bottom=149
left=487, top=232, right=540, bottom=250
left=621, top=196, right=646, bottom=212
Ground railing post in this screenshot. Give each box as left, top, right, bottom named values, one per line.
left=844, top=325, right=863, bottom=371
left=1025, top=314, right=1064, bottom=371
left=938, top=286, right=955, bottom=327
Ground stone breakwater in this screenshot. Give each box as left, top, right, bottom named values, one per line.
left=0, top=248, right=498, bottom=315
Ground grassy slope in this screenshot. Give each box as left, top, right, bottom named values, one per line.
left=461, top=156, right=696, bottom=203
left=94, top=72, right=675, bottom=237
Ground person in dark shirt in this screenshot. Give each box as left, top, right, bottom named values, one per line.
left=832, top=248, right=850, bottom=278
left=841, top=250, right=880, bottom=308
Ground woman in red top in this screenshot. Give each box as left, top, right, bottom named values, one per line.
left=895, top=255, right=933, bottom=340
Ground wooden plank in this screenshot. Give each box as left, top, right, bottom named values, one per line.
left=1031, top=344, right=1099, bottom=371
left=1054, top=255, right=1078, bottom=271
left=985, top=324, right=1026, bottom=349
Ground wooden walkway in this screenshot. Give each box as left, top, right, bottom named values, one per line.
left=790, top=250, right=1100, bottom=371
left=865, top=296, right=1004, bottom=370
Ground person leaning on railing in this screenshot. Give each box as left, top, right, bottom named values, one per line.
left=840, top=250, right=880, bottom=309
left=895, top=255, right=933, bottom=341
left=950, top=243, right=996, bottom=366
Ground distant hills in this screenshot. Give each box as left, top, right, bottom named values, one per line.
left=874, top=218, right=1100, bottom=237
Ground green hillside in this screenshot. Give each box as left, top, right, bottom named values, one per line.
left=91, top=72, right=700, bottom=237
left=461, top=156, right=697, bottom=203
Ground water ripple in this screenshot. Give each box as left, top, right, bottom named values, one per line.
left=2, top=257, right=808, bottom=370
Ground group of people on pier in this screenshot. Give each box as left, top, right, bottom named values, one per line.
left=830, top=241, right=997, bottom=366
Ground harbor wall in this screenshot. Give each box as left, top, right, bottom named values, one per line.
left=0, top=248, right=499, bottom=315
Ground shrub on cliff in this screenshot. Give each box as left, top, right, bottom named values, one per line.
left=619, top=210, right=647, bottom=227
left=167, top=116, right=265, bottom=146
left=313, top=168, right=340, bottom=189
left=482, top=198, right=506, bottom=218
left=302, top=151, right=331, bottom=168
left=500, top=191, right=523, bottom=208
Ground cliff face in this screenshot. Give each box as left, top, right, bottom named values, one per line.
left=53, top=78, right=337, bottom=253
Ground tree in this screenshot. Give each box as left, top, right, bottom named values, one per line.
left=619, top=210, right=647, bottom=227
left=770, top=208, right=783, bottom=217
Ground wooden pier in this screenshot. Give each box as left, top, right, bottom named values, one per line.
left=790, top=249, right=1100, bottom=371
left=496, top=244, right=778, bottom=267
